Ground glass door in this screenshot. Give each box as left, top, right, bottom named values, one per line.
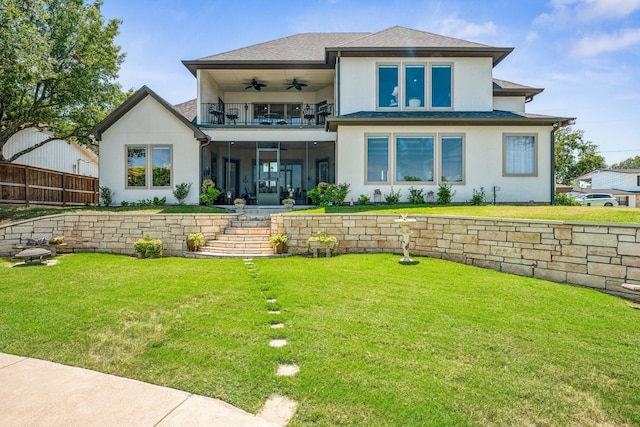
left=257, top=148, right=279, bottom=205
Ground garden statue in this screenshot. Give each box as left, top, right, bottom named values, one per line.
left=395, top=214, right=417, bottom=264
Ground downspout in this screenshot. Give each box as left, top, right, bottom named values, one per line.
left=336, top=50, right=341, bottom=116
left=335, top=50, right=341, bottom=184
left=550, top=124, right=557, bottom=205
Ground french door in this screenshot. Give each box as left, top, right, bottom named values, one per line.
left=256, top=148, right=280, bottom=205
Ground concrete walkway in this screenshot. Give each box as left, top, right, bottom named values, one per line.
left=0, top=353, right=279, bottom=426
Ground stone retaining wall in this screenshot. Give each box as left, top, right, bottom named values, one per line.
left=2, top=212, right=638, bottom=300
left=271, top=214, right=640, bottom=300
left=0, top=213, right=238, bottom=257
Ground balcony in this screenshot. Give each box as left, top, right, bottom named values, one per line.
left=200, top=102, right=334, bottom=127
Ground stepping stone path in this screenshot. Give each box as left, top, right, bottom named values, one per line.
left=269, top=339, right=287, bottom=348
left=258, top=395, right=298, bottom=426
left=244, top=258, right=299, bottom=425
left=276, top=364, right=300, bottom=377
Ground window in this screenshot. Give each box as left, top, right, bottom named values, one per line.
left=395, top=136, right=434, bottom=182
left=151, top=146, right=172, bottom=187
left=441, top=136, right=464, bottom=183
left=504, top=135, right=537, bottom=176
left=431, top=64, right=452, bottom=108
left=405, top=65, right=425, bottom=108
left=126, top=145, right=172, bottom=188
left=378, top=65, right=399, bottom=108
left=127, top=146, right=146, bottom=187
left=366, top=136, right=389, bottom=182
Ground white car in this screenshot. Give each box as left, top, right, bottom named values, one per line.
left=574, top=193, right=619, bottom=207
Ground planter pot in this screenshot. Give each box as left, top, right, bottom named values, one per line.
left=186, top=240, right=199, bottom=252
left=274, top=242, right=285, bottom=254
left=235, top=203, right=245, bottom=212
left=284, top=203, right=293, bottom=211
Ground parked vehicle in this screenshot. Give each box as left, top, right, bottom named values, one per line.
left=573, top=193, right=619, bottom=207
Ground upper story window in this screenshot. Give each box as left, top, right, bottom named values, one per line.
left=378, top=65, right=399, bottom=108
left=431, top=64, right=452, bottom=108
left=377, top=62, right=452, bottom=110
left=405, top=65, right=425, bottom=108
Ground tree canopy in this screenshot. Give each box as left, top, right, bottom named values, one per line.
left=609, top=155, right=640, bottom=169
left=0, top=0, right=127, bottom=162
left=554, top=127, right=606, bottom=185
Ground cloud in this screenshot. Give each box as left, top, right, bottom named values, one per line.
left=438, top=17, right=497, bottom=42
left=536, top=0, right=640, bottom=25
left=572, top=27, right=640, bottom=56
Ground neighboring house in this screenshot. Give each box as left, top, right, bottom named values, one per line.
left=574, top=169, right=640, bottom=207
left=94, top=26, right=573, bottom=205
left=3, top=128, right=99, bottom=177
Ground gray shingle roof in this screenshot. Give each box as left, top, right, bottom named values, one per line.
left=333, top=26, right=489, bottom=49
left=184, top=26, right=513, bottom=72
left=197, top=32, right=369, bottom=62
left=173, top=98, right=197, bottom=122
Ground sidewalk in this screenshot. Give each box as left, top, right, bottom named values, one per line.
left=0, top=353, right=279, bottom=426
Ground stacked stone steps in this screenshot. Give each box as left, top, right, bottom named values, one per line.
left=195, top=216, right=278, bottom=258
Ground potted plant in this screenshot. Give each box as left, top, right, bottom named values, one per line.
left=269, top=233, right=288, bottom=254
left=133, top=235, right=163, bottom=258
left=234, top=197, right=246, bottom=211
left=49, top=235, right=65, bottom=256
left=282, top=198, right=294, bottom=210
left=187, top=232, right=205, bottom=252
left=307, top=231, right=338, bottom=257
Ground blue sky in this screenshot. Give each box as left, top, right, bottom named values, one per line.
left=101, top=0, right=640, bottom=165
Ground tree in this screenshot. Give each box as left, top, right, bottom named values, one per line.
left=0, top=0, right=127, bottom=162
left=554, top=127, right=606, bottom=185
left=610, top=155, right=640, bottom=169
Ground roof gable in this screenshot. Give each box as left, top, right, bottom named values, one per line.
left=334, top=26, right=489, bottom=49
left=91, top=86, right=208, bottom=141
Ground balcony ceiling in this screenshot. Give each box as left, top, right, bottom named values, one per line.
left=204, top=69, right=335, bottom=93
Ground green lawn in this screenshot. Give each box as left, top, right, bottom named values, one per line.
left=298, top=204, right=640, bottom=224
left=1, top=253, right=639, bottom=426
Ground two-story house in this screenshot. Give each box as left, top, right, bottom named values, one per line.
left=94, top=26, right=573, bottom=206
left=574, top=169, right=640, bottom=207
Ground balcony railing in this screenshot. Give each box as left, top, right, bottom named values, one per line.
left=200, top=102, right=333, bottom=127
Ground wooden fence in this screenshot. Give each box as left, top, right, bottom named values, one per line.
left=0, top=162, right=99, bottom=207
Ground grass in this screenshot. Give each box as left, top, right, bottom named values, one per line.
left=0, top=205, right=227, bottom=224
left=297, top=204, right=640, bottom=224
left=2, top=253, right=639, bottom=426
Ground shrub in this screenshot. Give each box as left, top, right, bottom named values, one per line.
left=555, top=193, right=580, bottom=206
left=200, top=179, right=221, bottom=206
left=384, top=187, right=401, bottom=204
left=437, top=182, right=455, bottom=205
left=173, top=182, right=192, bottom=205
left=153, top=196, right=166, bottom=206
left=470, top=187, right=486, bottom=206
left=133, top=235, right=163, bottom=258
left=408, top=186, right=425, bottom=204
left=357, top=194, right=370, bottom=205
left=307, top=182, right=350, bottom=206
left=99, top=186, right=114, bottom=206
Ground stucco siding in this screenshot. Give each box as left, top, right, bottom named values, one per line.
left=99, top=96, right=201, bottom=205
left=336, top=125, right=553, bottom=204
left=339, top=56, right=493, bottom=113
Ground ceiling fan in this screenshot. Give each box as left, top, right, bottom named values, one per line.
left=286, top=79, right=308, bottom=91
left=245, top=79, right=267, bottom=91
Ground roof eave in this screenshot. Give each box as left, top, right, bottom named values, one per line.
left=494, top=88, right=544, bottom=98
left=325, top=46, right=513, bottom=66
left=182, top=60, right=331, bottom=76
left=325, top=115, right=575, bottom=132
